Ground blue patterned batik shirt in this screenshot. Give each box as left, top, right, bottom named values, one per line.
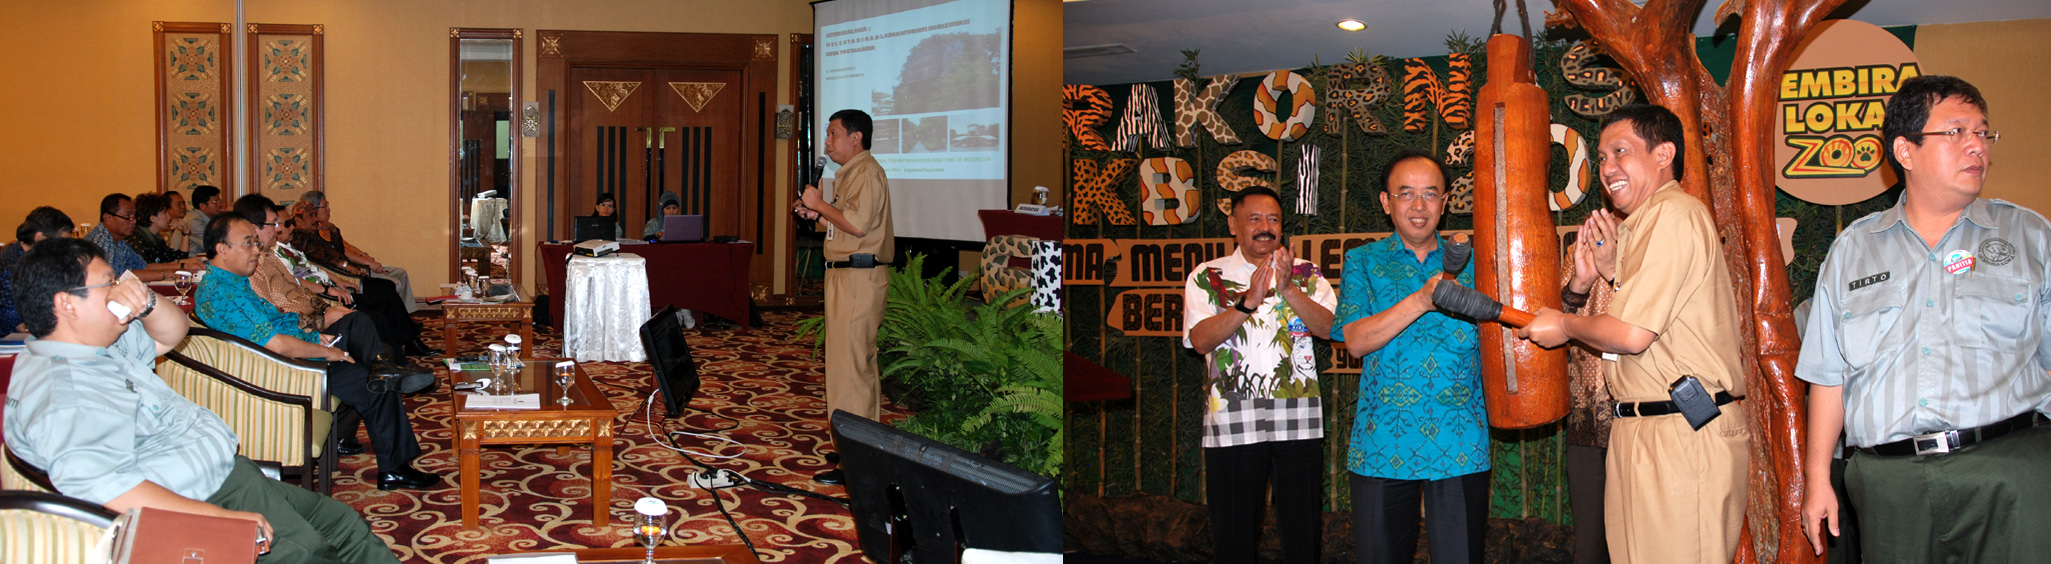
left=196, top=264, right=316, bottom=345
left=1331, top=235, right=1489, bottom=480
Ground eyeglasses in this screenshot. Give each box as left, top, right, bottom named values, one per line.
left=221, top=239, right=261, bottom=250
left=106, top=212, right=133, bottom=221
left=256, top=222, right=279, bottom=229
left=1915, top=128, right=2000, bottom=146
left=1387, top=190, right=1444, bottom=202
left=63, top=280, right=117, bottom=295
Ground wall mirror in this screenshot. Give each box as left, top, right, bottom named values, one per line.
left=449, top=29, right=522, bottom=284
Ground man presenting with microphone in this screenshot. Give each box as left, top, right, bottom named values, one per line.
left=794, top=109, right=894, bottom=485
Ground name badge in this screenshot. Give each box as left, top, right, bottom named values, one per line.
left=1945, top=249, right=1975, bottom=275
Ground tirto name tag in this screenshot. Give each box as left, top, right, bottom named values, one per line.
left=1945, top=249, right=1975, bottom=275
left=1601, top=352, right=1619, bottom=362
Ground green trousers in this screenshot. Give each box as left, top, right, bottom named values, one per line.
left=205, top=457, right=397, bottom=564
left=1845, top=424, right=2051, bottom=564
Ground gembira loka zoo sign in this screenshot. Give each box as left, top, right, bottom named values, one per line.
left=1775, top=19, right=1921, bottom=205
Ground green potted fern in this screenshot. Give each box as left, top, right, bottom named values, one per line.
left=797, top=254, right=1062, bottom=477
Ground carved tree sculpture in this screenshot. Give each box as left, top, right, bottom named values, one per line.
left=1546, top=0, right=1849, bottom=562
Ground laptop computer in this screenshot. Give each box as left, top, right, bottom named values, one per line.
left=660, top=215, right=707, bottom=242
left=573, top=216, right=615, bottom=242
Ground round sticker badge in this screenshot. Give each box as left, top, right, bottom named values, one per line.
left=1944, top=249, right=1975, bottom=275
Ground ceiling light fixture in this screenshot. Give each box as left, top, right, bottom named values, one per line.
left=1336, top=19, right=1366, bottom=32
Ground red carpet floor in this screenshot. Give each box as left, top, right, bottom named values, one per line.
left=332, top=309, right=901, bottom=563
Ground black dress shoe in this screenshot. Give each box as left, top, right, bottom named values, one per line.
left=397, top=368, right=437, bottom=395
left=336, top=438, right=365, bottom=456
left=377, top=467, right=441, bottom=491
left=814, top=469, right=845, bottom=485
left=825, top=452, right=841, bottom=465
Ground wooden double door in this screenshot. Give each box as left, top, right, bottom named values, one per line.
left=569, top=66, right=743, bottom=231
left=541, top=30, right=780, bottom=290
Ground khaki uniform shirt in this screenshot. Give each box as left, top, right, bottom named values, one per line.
left=822, top=151, right=894, bottom=261
left=1608, top=182, right=1746, bottom=402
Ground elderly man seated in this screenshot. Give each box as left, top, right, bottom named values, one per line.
left=195, top=214, right=440, bottom=491
left=2, top=237, right=399, bottom=563
left=288, top=191, right=417, bottom=314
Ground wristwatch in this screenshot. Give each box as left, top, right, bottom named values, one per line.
left=1233, top=299, right=1258, bottom=315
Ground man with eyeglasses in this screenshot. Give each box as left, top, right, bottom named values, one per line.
left=3, top=237, right=401, bottom=563
left=1181, top=186, right=1335, bottom=564
left=83, top=193, right=198, bottom=282
left=1330, top=149, right=1489, bottom=564
left=1796, top=75, right=2050, bottom=562
left=194, top=214, right=440, bottom=492
left=1517, top=103, right=1749, bottom=564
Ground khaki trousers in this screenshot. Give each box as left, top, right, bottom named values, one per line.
left=824, top=267, right=888, bottom=421
left=1605, top=402, right=1748, bottom=564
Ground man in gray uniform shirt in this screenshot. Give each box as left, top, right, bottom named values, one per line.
left=1797, top=75, right=2051, bottom=563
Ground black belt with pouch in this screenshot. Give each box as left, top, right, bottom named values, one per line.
left=1612, top=375, right=1741, bottom=431
left=825, top=253, right=889, bottom=269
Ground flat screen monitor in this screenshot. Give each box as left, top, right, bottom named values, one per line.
left=832, top=410, right=1060, bottom=563
left=660, top=215, right=706, bottom=242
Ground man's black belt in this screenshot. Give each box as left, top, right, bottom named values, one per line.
left=1613, top=391, right=1740, bottom=418
left=1857, top=411, right=2048, bottom=457
left=824, top=260, right=892, bottom=269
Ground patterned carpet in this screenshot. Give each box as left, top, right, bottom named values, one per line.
left=331, top=309, right=900, bottom=563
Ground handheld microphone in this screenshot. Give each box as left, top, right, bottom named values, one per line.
left=1432, top=281, right=1535, bottom=327
left=809, top=156, right=828, bottom=190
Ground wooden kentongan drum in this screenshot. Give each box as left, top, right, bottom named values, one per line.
left=1472, top=34, right=1569, bottom=429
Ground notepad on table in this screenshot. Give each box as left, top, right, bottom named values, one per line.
left=465, top=393, right=541, bottom=410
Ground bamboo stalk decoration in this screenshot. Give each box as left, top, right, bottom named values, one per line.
left=1546, top=0, right=1849, bottom=561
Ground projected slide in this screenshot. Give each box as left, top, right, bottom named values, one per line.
left=817, top=0, right=1011, bottom=242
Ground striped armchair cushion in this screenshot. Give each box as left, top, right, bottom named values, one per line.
left=1, top=455, right=50, bottom=493
left=155, top=359, right=331, bottom=464
left=160, top=331, right=332, bottom=468
left=0, top=491, right=116, bottom=564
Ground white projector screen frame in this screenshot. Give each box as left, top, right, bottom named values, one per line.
left=812, top=0, right=1013, bottom=243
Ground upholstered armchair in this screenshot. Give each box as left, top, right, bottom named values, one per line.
left=0, top=490, right=119, bottom=564
left=2, top=444, right=53, bottom=492
left=159, top=327, right=337, bottom=493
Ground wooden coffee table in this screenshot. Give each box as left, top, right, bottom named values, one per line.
left=443, top=301, right=536, bottom=358
left=451, top=361, right=616, bottom=529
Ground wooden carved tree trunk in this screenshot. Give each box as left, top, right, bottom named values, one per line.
left=1548, top=0, right=1849, bottom=562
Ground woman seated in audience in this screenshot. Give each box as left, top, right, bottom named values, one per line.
left=129, top=192, right=189, bottom=264
left=593, top=192, right=626, bottom=239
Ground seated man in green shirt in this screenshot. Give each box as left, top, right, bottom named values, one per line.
left=2, top=237, right=398, bottom=563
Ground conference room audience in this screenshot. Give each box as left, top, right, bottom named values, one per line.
left=195, top=214, right=440, bottom=491
left=83, top=193, right=197, bottom=282
left=3, top=237, right=402, bottom=563
left=0, top=207, right=74, bottom=332
left=236, top=195, right=433, bottom=359
left=288, top=191, right=418, bottom=313
left=129, top=192, right=189, bottom=264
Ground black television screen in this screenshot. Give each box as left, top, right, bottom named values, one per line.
left=832, top=410, right=1060, bottom=563
left=574, top=216, right=614, bottom=241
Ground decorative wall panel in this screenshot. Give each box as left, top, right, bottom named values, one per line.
left=155, top=22, right=234, bottom=197
left=247, top=23, right=324, bottom=199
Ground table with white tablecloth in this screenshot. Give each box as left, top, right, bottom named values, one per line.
left=562, top=253, right=651, bottom=362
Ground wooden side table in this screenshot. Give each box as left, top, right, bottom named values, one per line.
left=444, top=301, right=536, bottom=358
left=452, top=361, right=615, bottom=529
